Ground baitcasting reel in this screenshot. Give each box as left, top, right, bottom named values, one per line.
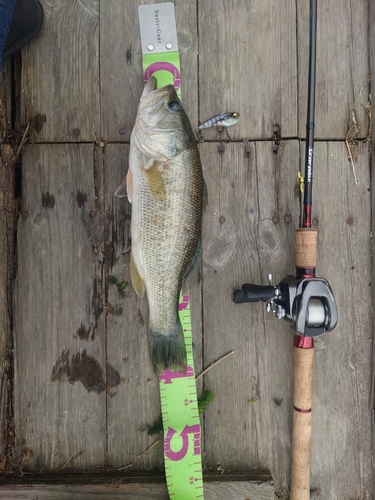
left=233, top=274, right=338, bottom=337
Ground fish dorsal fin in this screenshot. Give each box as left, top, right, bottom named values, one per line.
left=130, top=252, right=145, bottom=297
left=142, top=161, right=166, bottom=202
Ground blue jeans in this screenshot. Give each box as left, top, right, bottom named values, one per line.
left=0, top=0, right=15, bottom=69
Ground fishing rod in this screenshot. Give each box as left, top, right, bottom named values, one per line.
left=233, top=0, right=337, bottom=498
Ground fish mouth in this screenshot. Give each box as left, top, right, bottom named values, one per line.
left=143, top=76, right=175, bottom=96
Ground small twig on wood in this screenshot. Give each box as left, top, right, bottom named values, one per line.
left=138, top=439, right=160, bottom=459
left=360, top=76, right=370, bottom=96
left=15, top=122, right=30, bottom=159
left=56, top=450, right=84, bottom=471
left=16, top=449, right=33, bottom=477
left=363, top=98, right=372, bottom=143
left=345, top=139, right=358, bottom=185
left=359, top=77, right=371, bottom=143
left=0, top=449, right=33, bottom=477
left=345, top=78, right=372, bottom=185
left=195, top=350, right=234, bottom=381
left=345, top=111, right=359, bottom=185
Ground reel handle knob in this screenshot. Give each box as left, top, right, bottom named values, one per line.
left=233, top=283, right=277, bottom=304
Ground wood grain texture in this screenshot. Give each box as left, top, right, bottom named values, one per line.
left=370, top=6, right=375, bottom=498
left=21, top=0, right=100, bottom=142
left=0, top=59, right=12, bottom=133
left=201, top=141, right=300, bottom=491
left=9, top=0, right=375, bottom=497
left=306, top=142, right=373, bottom=499
left=297, top=0, right=369, bottom=140
left=198, top=0, right=298, bottom=141
left=14, top=144, right=107, bottom=471
left=100, top=0, right=198, bottom=142
left=0, top=61, right=14, bottom=461
left=0, top=481, right=275, bottom=500
left=0, top=470, right=272, bottom=485
left=0, top=145, right=15, bottom=460
left=200, top=141, right=373, bottom=498
left=371, top=0, right=375, bottom=145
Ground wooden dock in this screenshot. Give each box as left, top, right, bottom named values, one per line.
left=0, top=0, right=374, bottom=498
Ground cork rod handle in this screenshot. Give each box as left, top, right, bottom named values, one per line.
left=290, top=344, right=314, bottom=500
left=295, top=228, right=317, bottom=270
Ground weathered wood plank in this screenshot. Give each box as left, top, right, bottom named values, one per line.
left=201, top=140, right=373, bottom=497
left=0, top=61, right=14, bottom=463
left=0, top=481, right=275, bottom=500
left=198, top=0, right=298, bottom=141
left=0, top=470, right=272, bottom=485
left=100, top=0, right=198, bottom=142
left=0, top=144, right=14, bottom=462
left=0, top=59, right=12, bottom=134
left=371, top=0, right=375, bottom=144
left=99, top=0, right=143, bottom=143
left=297, top=0, right=369, bottom=140
left=14, top=144, right=107, bottom=471
left=370, top=4, right=375, bottom=497
left=8, top=0, right=375, bottom=496
left=201, top=141, right=299, bottom=495
left=308, top=142, right=373, bottom=499
left=21, top=0, right=100, bottom=142
left=103, top=143, right=203, bottom=468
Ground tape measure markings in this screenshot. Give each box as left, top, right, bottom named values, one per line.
left=139, top=5, right=204, bottom=498
left=158, top=292, right=204, bottom=499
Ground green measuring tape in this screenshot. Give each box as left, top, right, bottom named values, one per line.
left=138, top=4, right=204, bottom=499
left=159, top=293, right=204, bottom=499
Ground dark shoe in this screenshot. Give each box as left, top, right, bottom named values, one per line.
left=3, top=0, right=43, bottom=59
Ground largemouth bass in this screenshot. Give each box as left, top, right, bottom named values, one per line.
left=115, top=76, right=205, bottom=373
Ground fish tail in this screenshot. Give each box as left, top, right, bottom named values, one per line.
left=149, top=321, right=187, bottom=374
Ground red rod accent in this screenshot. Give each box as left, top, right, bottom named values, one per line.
left=296, top=269, right=316, bottom=280
left=303, top=204, right=312, bottom=229
left=294, top=406, right=312, bottom=413
left=294, top=335, right=314, bottom=349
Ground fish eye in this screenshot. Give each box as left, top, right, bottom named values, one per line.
left=168, top=100, right=181, bottom=111
left=232, top=112, right=239, bottom=118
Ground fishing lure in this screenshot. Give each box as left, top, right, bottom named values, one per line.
left=197, top=111, right=240, bottom=130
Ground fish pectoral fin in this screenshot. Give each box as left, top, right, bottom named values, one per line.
left=182, top=240, right=202, bottom=293
left=142, top=161, right=166, bottom=202
left=126, top=170, right=133, bottom=202
left=115, top=170, right=133, bottom=202
left=130, top=253, right=145, bottom=297
left=115, top=175, right=128, bottom=198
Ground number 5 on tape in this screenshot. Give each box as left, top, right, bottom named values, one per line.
left=159, top=293, right=204, bottom=499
